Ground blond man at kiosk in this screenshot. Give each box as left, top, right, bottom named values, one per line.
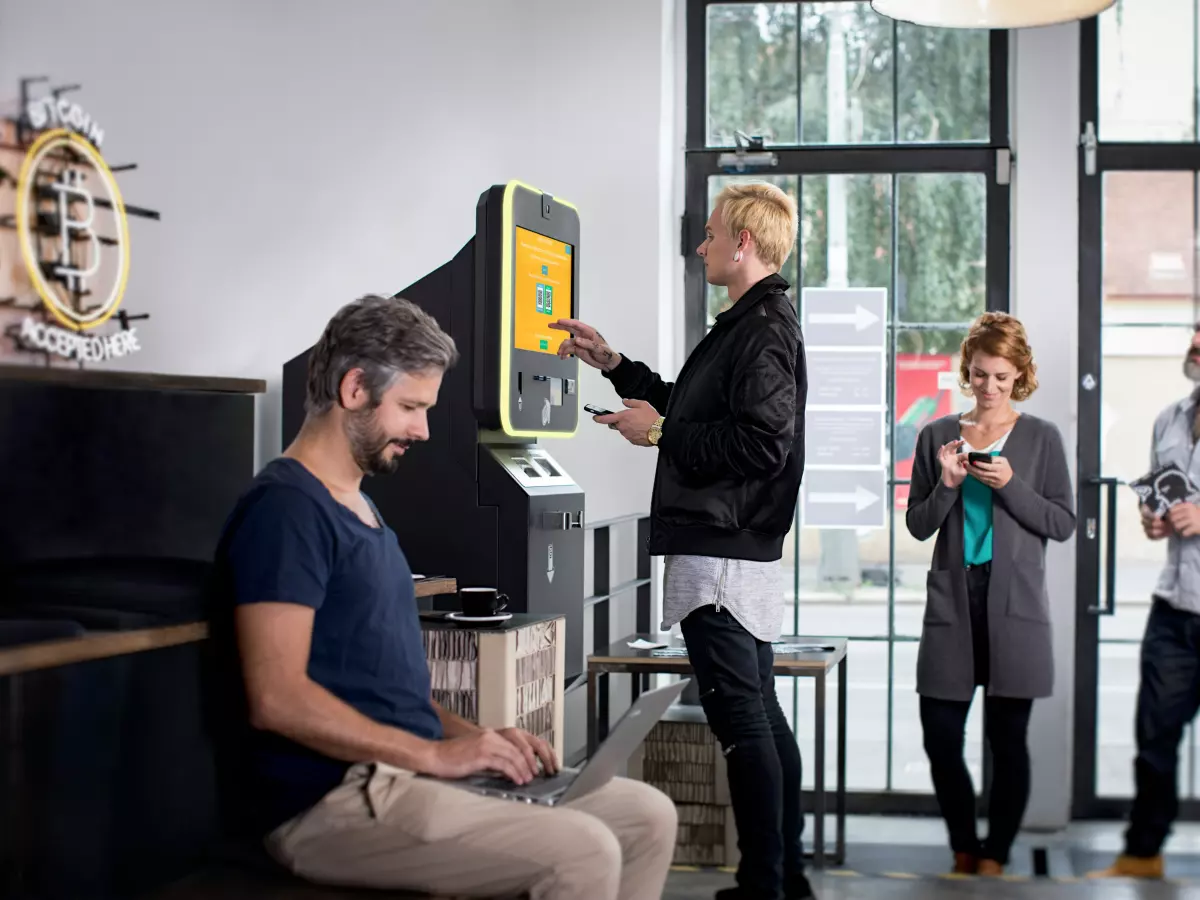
left=554, top=182, right=810, bottom=900
left=213, top=295, right=677, bottom=900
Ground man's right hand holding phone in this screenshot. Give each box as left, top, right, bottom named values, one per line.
left=938, top=440, right=968, bottom=489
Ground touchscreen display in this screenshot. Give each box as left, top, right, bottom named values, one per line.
left=513, top=226, right=573, bottom=354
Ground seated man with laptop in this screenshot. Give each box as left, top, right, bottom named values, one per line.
left=212, top=295, right=678, bottom=900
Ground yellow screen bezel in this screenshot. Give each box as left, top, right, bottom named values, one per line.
left=498, top=180, right=579, bottom=439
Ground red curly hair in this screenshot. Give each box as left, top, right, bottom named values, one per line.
left=958, top=312, right=1039, bottom=402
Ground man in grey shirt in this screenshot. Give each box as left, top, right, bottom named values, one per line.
left=1093, top=324, right=1200, bottom=881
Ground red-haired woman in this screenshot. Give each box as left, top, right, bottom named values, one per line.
left=906, top=312, right=1075, bottom=876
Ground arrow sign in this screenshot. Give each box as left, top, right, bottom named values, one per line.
left=802, top=467, right=887, bottom=530
left=808, top=305, right=880, bottom=331
left=547, top=543, right=555, bottom=583
left=801, top=287, right=887, bottom=348
left=808, top=485, right=880, bottom=513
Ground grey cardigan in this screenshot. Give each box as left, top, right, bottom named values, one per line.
left=906, top=413, right=1076, bottom=701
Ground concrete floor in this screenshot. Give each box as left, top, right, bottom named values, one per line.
left=153, top=819, right=1200, bottom=899
left=665, top=870, right=1192, bottom=898
left=156, top=866, right=1198, bottom=899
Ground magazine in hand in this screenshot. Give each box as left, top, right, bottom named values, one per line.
left=1130, top=462, right=1200, bottom=516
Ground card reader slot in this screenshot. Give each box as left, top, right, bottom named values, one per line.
left=511, top=456, right=543, bottom=479
left=541, top=511, right=583, bottom=530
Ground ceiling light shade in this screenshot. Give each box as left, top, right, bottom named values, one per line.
left=870, top=0, right=1116, bottom=29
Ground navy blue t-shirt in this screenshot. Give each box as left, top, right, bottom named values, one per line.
left=215, top=457, right=441, bottom=832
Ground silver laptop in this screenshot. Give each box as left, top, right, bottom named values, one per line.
left=435, top=679, right=689, bottom=806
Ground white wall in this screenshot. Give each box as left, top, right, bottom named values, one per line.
left=0, top=0, right=671, bottom=524
left=1010, top=21, right=1080, bottom=830
left=1, top=0, right=1100, bottom=819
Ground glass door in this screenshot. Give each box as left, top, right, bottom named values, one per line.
left=685, top=1, right=1009, bottom=810
left=1075, top=169, right=1199, bottom=817
left=698, top=169, right=991, bottom=802
left=1074, top=5, right=1200, bottom=818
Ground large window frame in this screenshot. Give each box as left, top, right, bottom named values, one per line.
left=684, top=0, right=1011, bottom=811
left=1073, top=12, right=1200, bottom=822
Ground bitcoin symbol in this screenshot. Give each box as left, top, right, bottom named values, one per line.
left=51, top=168, right=101, bottom=296
left=15, top=129, right=129, bottom=331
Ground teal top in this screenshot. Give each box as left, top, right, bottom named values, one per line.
left=962, top=450, right=1000, bottom=565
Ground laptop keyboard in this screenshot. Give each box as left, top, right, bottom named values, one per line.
left=472, top=771, right=574, bottom=797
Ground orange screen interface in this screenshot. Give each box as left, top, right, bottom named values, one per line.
left=513, top=226, right=573, bottom=354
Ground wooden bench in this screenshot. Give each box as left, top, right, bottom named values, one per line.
left=0, top=578, right=457, bottom=677
left=1, top=579, right=527, bottom=900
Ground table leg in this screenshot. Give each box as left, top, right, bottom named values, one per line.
left=813, top=671, right=826, bottom=869
left=587, top=669, right=597, bottom=759
left=837, top=657, right=847, bottom=865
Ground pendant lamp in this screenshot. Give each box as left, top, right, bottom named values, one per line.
left=870, top=0, right=1117, bottom=29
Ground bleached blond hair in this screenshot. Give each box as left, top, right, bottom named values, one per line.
left=714, top=182, right=798, bottom=271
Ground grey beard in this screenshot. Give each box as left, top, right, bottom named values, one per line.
left=346, top=408, right=401, bottom=476
left=1185, top=357, right=1200, bottom=383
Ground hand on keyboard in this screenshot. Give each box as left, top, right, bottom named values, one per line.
left=425, top=729, right=537, bottom=784
left=496, top=727, right=560, bottom=776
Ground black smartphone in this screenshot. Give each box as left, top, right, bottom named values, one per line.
left=584, top=403, right=614, bottom=416
left=968, top=452, right=993, bottom=466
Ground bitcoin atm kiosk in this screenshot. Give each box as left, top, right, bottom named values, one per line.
left=282, top=181, right=587, bottom=680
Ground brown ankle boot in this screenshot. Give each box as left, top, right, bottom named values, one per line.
left=976, top=859, right=1004, bottom=877
left=1086, top=854, right=1164, bottom=880
left=952, top=852, right=978, bottom=874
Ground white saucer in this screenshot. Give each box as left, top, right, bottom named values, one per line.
left=446, top=611, right=513, bottom=625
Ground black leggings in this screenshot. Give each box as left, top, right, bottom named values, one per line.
left=920, top=694, right=1033, bottom=865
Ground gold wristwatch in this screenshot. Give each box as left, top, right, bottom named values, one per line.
left=647, top=417, right=665, bottom=446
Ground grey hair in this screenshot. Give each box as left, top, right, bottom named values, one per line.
left=304, top=294, right=458, bottom=415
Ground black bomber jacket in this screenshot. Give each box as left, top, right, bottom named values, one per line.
left=605, top=273, right=807, bottom=561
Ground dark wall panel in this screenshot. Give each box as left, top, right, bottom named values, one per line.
left=0, top=380, right=256, bottom=565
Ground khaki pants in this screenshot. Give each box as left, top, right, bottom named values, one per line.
left=265, top=763, right=678, bottom=900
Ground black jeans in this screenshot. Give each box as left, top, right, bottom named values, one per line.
left=680, top=605, right=803, bottom=900
left=1125, top=597, right=1200, bottom=858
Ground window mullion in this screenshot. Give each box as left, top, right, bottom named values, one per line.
left=891, top=17, right=899, bottom=143
left=796, top=1, right=804, bottom=146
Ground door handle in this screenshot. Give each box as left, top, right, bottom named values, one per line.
left=1086, top=476, right=1124, bottom=616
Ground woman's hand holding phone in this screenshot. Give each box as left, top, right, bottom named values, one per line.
left=969, top=455, right=1013, bottom=489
